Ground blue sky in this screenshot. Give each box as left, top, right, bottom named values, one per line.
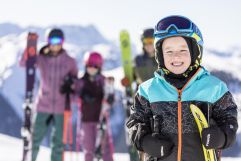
left=0, top=0, right=241, bottom=50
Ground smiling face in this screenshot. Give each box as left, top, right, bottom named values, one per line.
left=162, top=36, right=191, bottom=75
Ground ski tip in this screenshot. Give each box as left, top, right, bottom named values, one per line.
left=27, top=32, right=38, bottom=40
left=190, top=104, right=198, bottom=110
left=120, top=29, right=128, bottom=33
left=190, top=104, right=202, bottom=114
left=120, top=30, right=130, bottom=37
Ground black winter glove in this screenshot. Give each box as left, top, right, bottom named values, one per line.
left=142, top=134, right=173, bottom=159
left=219, top=123, right=237, bottom=149
left=202, top=126, right=225, bottom=149
left=60, top=74, right=74, bottom=94
left=131, top=123, right=151, bottom=151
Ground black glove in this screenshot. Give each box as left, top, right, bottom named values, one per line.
left=107, top=94, right=114, bottom=105
left=126, top=116, right=152, bottom=151
left=142, top=134, right=173, bottom=159
left=60, top=74, right=74, bottom=94
left=220, top=123, right=237, bottom=149
left=202, top=126, right=225, bottom=149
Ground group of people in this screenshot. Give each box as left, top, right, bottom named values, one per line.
left=20, top=15, right=238, bottom=161
left=20, top=29, right=116, bottom=161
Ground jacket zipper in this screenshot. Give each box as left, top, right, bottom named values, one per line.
left=177, top=89, right=182, bottom=161
left=176, top=68, right=201, bottom=161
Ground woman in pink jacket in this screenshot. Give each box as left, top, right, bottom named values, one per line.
left=20, top=28, right=78, bottom=161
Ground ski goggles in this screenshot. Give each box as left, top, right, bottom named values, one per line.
left=143, top=38, right=154, bottom=44
left=154, top=16, right=203, bottom=46
left=48, top=37, right=64, bottom=45
left=87, top=64, right=99, bottom=69
left=155, top=16, right=193, bottom=35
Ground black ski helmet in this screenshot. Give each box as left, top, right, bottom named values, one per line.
left=48, top=28, right=64, bottom=40
left=141, top=28, right=154, bottom=43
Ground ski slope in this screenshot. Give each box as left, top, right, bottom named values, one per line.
left=0, top=134, right=240, bottom=161
left=0, top=134, right=129, bottom=161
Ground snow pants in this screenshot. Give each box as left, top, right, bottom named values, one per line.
left=82, top=122, right=114, bottom=161
left=32, top=112, right=64, bottom=161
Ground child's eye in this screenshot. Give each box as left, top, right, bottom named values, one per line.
left=165, top=51, right=173, bottom=54
left=180, top=50, right=188, bottom=53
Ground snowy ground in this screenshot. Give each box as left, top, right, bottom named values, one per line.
left=0, top=134, right=240, bottom=161
left=0, top=134, right=129, bottom=161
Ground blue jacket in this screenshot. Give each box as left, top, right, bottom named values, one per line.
left=127, top=66, right=238, bottom=161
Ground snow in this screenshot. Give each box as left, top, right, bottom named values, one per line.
left=0, top=134, right=129, bottom=161
left=0, top=134, right=240, bottom=161
left=0, top=23, right=241, bottom=159
left=203, top=48, right=241, bottom=80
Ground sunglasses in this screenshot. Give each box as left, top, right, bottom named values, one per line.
left=48, top=37, right=64, bottom=45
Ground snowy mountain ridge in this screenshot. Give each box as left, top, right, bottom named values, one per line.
left=0, top=23, right=108, bottom=45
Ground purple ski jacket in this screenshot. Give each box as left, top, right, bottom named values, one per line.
left=20, top=46, right=78, bottom=114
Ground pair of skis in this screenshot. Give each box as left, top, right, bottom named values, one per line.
left=94, top=76, right=115, bottom=161
left=21, top=32, right=38, bottom=161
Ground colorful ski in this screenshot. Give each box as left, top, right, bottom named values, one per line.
left=190, top=104, right=217, bottom=161
left=120, top=30, right=134, bottom=96
left=120, top=30, right=140, bottom=161
left=21, top=32, right=38, bottom=161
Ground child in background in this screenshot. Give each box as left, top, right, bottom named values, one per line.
left=74, top=52, right=114, bottom=161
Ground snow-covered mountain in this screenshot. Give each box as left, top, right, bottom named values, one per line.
left=0, top=23, right=108, bottom=45
left=0, top=23, right=240, bottom=156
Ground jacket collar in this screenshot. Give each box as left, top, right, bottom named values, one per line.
left=154, top=66, right=210, bottom=90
